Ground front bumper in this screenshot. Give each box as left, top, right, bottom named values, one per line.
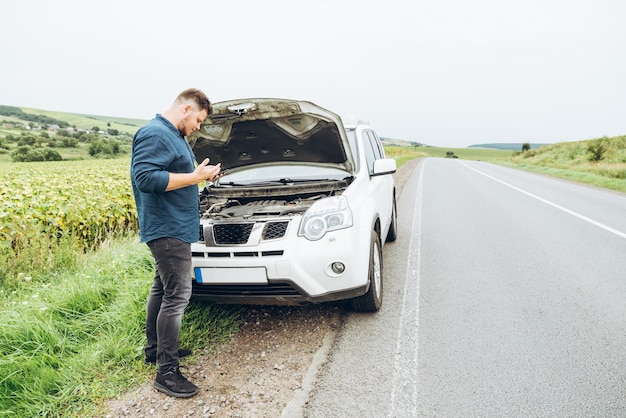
left=190, top=223, right=372, bottom=306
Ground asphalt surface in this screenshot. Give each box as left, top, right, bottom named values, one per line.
left=303, top=158, right=626, bottom=417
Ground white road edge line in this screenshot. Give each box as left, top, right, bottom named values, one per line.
left=461, top=161, right=626, bottom=240
left=388, top=160, right=425, bottom=417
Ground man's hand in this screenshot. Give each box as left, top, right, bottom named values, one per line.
left=195, top=158, right=222, bottom=181
left=165, top=158, right=221, bottom=191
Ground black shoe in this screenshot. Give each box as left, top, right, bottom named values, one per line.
left=153, top=367, right=199, bottom=398
left=145, top=348, right=192, bottom=365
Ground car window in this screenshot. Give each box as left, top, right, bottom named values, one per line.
left=367, top=131, right=385, bottom=159
left=362, top=131, right=377, bottom=175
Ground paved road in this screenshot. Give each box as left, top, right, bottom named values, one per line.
left=305, top=158, right=626, bottom=417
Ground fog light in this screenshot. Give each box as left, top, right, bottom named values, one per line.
left=330, top=262, right=345, bottom=274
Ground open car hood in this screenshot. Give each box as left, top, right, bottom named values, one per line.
left=187, top=99, right=355, bottom=173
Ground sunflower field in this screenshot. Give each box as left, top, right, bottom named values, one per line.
left=0, top=158, right=137, bottom=283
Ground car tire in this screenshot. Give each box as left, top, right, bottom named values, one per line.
left=386, top=196, right=397, bottom=243
left=350, top=230, right=383, bottom=312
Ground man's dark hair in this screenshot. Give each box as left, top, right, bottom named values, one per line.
left=177, top=88, right=212, bottom=114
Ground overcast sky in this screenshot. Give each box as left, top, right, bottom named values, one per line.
left=2, top=0, right=625, bottom=147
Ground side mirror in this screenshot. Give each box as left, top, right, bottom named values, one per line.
left=372, top=158, right=396, bottom=176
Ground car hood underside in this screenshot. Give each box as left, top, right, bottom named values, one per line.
left=187, top=99, right=355, bottom=173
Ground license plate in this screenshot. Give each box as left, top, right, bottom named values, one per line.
left=194, top=267, right=268, bottom=284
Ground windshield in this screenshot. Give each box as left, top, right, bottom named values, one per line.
left=216, top=165, right=350, bottom=186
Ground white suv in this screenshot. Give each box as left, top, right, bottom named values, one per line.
left=188, top=99, right=397, bottom=312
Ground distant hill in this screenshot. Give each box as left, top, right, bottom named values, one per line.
left=0, top=105, right=150, bottom=163
left=381, top=137, right=424, bottom=147
left=0, top=105, right=147, bottom=136
left=380, top=140, right=552, bottom=151
left=468, top=143, right=550, bottom=151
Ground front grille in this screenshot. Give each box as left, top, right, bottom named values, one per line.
left=209, top=220, right=290, bottom=245
left=213, top=223, right=254, bottom=244
left=263, top=221, right=288, bottom=240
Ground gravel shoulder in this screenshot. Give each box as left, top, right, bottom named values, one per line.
left=104, top=159, right=419, bottom=418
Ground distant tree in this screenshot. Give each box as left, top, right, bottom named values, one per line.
left=11, top=146, right=62, bottom=162
left=35, top=136, right=47, bottom=146
left=11, top=146, right=44, bottom=162
left=521, top=142, right=531, bottom=152
left=60, top=137, right=78, bottom=148
left=89, top=139, right=120, bottom=156
left=43, top=149, right=62, bottom=161
left=92, top=126, right=100, bottom=132
left=81, top=133, right=100, bottom=143
left=0, top=105, right=21, bottom=117
left=17, top=134, right=37, bottom=147
left=107, top=128, right=119, bottom=136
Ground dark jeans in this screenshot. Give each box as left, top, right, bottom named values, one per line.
left=145, top=237, right=192, bottom=374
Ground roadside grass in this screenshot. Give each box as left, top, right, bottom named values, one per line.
left=385, top=135, right=626, bottom=195
left=500, top=163, right=626, bottom=194
left=0, top=236, right=242, bottom=417
left=507, top=135, right=626, bottom=194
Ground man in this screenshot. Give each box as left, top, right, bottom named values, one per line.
left=130, top=88, right=221, bottom=398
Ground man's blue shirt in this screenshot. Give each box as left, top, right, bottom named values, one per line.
left=131, top=114, right=199, bottom=243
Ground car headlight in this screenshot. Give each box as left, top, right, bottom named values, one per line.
left=298, top=195, right=353, bottom=241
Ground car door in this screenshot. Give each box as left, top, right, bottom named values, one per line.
left=362, top=129, right=394, bottom=235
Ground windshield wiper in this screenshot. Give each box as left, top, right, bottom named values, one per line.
left=215, top=180, right=291, bottom=187
left=216, top=178, right=340, bottom=187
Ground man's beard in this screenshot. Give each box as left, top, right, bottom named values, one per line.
left=177, top=123, right=189, bottom=137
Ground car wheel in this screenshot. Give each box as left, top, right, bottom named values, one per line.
left=386, top=196, right=397, bottom=243
left=350, top=230, right=383, bottom=312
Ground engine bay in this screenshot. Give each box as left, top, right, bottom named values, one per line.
left=199, top=179, right=350, bottom=220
